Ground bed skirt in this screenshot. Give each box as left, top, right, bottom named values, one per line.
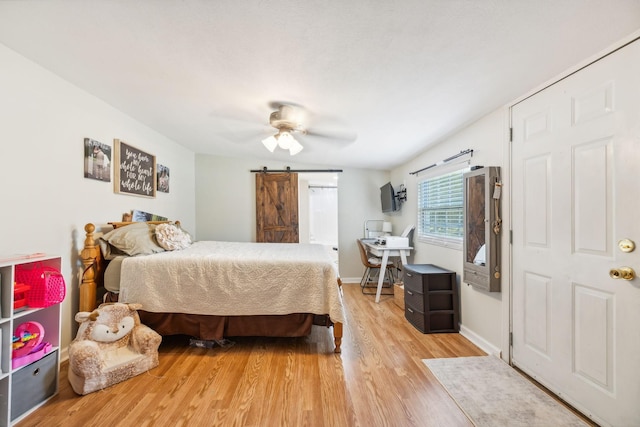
left=105, top=292, right=332, bottom=340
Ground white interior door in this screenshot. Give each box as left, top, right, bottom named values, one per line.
left=511, top=40, right=640, bottom=426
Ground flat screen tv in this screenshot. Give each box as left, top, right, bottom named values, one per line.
left=380, top=182, right=397, bottom=213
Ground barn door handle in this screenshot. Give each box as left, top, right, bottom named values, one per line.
left=609, top=267, right=635, bottom=281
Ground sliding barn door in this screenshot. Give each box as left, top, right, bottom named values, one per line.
left=256, top=172, right=299, bottom=243
left=511, top=40, right=640, bottom=426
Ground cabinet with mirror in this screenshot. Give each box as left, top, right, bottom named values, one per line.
left=463, top=166, right=502, bottom=292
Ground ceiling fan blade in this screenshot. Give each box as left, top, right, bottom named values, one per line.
left=267, top=100, right=305, bottom=111
left=210, top=100, right=357, bottom=149
left=302, top=110, right=357, bottom=144
left=304, top=128, right=358, bottom=143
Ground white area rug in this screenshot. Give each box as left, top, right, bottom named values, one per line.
left=423, top=356, right=589, bottom=427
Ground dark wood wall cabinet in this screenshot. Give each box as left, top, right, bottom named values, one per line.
left=463, top=166, right=502, bottom=292
left=403, top=264, right=459, bottom=333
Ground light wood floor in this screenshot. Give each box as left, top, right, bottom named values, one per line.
left=18, top=284, right=486, bottom=427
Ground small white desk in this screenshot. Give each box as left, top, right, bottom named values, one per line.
left=363, top=241, right=412, bottom=303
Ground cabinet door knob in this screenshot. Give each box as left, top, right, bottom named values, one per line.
left=407, top=290, right=413, bottom=296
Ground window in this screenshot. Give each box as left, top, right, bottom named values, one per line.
left=417, top=167, right=468, bottom=248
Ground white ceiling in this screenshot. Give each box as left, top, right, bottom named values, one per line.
left=1, top=1, right=638, bottom=169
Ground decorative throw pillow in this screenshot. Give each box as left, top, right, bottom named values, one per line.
left=99, top=222, right=164, bottom=257
left=155, top=223, right=192, bottom=251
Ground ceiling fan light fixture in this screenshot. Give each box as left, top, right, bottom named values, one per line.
left=277, top=131, right=294, bottom=149
left=262, top=129, right=302, bottom=155
left=260, top=102, right=355, bottom=156
left=288, top=139, right=304, bottom=155
left=261, top=135, right=278, bottom=152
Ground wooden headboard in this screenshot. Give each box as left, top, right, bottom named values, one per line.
left=79, top=221, right=178, bottom=312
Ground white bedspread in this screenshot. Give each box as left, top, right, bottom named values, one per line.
left=119, top=241, right=345, bottom=324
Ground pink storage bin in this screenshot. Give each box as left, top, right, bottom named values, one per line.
left=15, top=264, right=66, bottom=308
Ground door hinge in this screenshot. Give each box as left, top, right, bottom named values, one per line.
left=509, top=332, right=513, bottom=346
left=510, top=230, right=513, bottom=244
left=509, top=127, right=513, bottom=142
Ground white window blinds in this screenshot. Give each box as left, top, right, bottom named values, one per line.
left=417, top=167, right=468, bottom=248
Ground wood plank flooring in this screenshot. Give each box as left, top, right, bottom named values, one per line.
left=17, top=284, right=485, bottom=427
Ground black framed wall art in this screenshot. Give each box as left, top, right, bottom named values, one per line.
left=113, top=139, right=156, bottom=198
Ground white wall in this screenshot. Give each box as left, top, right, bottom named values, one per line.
left=194, top=154, right=389, bottom=279
left=0, top=44, right=196, bottom=351
left=338, top=167, right=391, bottom=279
left=389, top=108, right=510, bottom=355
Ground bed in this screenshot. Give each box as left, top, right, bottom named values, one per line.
left=79, top=221, right=344, bottom=353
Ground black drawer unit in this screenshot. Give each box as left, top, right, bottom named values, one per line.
left=404, top=264, right=459, bottom=333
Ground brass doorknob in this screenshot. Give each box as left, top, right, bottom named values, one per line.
left=609, top=267, right=635, bottom=281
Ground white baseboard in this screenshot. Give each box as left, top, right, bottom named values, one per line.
left=339, top=277, right=361, bottom=284
left=459, top=324, right=502, bottom=359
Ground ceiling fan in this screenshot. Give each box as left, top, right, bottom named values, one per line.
left=261, top=102, right=356, bottom=155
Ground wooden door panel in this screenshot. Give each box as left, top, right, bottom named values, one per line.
left=256, top=172, right=299, bottom=243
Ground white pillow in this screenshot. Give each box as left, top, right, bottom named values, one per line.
left=155, top=223, right=192, bottom=251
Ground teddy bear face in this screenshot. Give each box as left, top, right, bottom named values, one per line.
left=91, top=315, right=135, bottom=342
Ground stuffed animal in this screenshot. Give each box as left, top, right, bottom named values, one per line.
left=68, top=302, right=161, bottom=395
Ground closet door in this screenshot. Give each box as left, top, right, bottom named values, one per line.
left=256, top=172, right=299, bottom=243
left=511, top=40, right=640, bottom=426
